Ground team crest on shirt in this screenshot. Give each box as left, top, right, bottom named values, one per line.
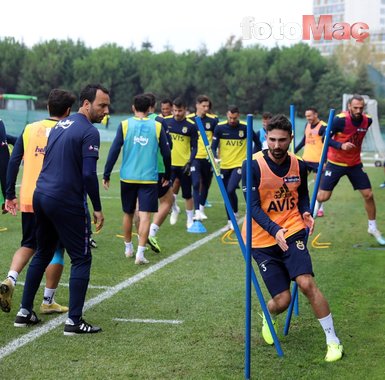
left=205, top=123, right=211, bottom=129
left=296, top=240, right=305, bottom=250
left=182, top=127, right=188, bottom=134
left=237, top=168, right=242, bottom=175
left=239, top=131, right=244, bottom=138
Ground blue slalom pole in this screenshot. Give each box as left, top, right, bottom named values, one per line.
left=195, top=116, right=284, bottom=361
left=245, top=114, right=253, bottom=379
left=290, top=104, right=299, bottom=317
left=283, top=109, right=335, bottom=336
left=290, top=104, right=296, bottom=153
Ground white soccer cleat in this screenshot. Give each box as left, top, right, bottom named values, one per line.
left=186, top=220, right=194, bottom=229
left=368, top=228, right=385, bottom=245
left=170, top=205, right=180, bottom=225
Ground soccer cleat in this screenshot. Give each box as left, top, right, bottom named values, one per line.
left=135, top=256, right=149, bottom=265
left=224, top=220, right=234, bottom=231
left=261, top=313, right=277, bottom=345
left=379, top=182, right=385, bottom=189
left=40, top=302, right=69, bottom=314
left=14, top=310, right=41, bottom=327
left=186, top=220, right=194, bottom=229
left=89, top=237, right=98, bottom=248
left=64, top=317, right=102, bottom=335
left=0, top=278, right=15, bottom=313
left=317, top=209, right=324, bottom=217
left=170, top=204, right=181, bottom=225
left=368, top=228, right=385, bottom=245
left=148, top=236, right=161, bottom=253
left=325, top=343, right=344, bottom=362
left=199, top=211, right=208, bottom=220
left=205, top=200, right=212, bottom=208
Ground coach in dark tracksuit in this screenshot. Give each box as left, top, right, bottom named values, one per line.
left=14, top=84, right=110, bottom=335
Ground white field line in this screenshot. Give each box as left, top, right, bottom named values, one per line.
left=112, top=318, right=183, bottom=325
left=0, top=226, right=226, bottom=361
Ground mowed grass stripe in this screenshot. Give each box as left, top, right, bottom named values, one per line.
left=0, top=225, right=226, bottom=361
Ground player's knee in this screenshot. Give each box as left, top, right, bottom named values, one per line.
left=272, top=291, right=291, bottom=312
left=361, top=189, right=373, bottom=201
left=317, top=190, right=330, bottom=202
left=296, top=275, right=316, bottom=296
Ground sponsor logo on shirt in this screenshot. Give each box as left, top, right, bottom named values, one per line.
left=35, top=145, right=46, bottom=156
left=55, top=120, right=74, bottom=129
left=283, top=176, right=300, bottom=183
left=133, top=136, right=149, bottom=146
left=88, top=145, right=99, bottom=152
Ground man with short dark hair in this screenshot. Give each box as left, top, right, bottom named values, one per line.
left=187, top=95, right=218, bottom=221
left=103, top=94, right=171, bottom=264
left=242, top=114, right=343, bottom=362
left=315, top=94, right=385, bottom=245
left=14, top=84, right=109, bottom=335
left=211, top=105, right=258, bottom=230
left=1, top=89, right=76, bottom=315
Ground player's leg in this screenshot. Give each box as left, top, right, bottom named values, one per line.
left=198, top=160, right=212, bottom=219
left=347, top=164, right=385, bottom=245
left=0, top=212, right=35, bottom=313
left=180, top=169, right=194, bottom=229
left=121, top=182, right=138, bottom=257
left=136, top=183, right=158, bottom=264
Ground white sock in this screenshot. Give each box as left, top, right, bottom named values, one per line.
left=124, top=241, right=133, bottom=254
left=368, top=220, right=377, bottom=231
left=199, top=204, right=205, bottom=213
left=172, top=194, right=178, bottom=211
left=186, top=210, right=194, bottom=223
left=318, top=313, right=340, bottom=345
left=136, top=245, right=146, bottom=259
left=149, top=223, right=159, bottom=237
left=7, top=270, right=18, bottom=286
left=319, top=203, right=324, bottom=212
left=43, top=288, right=56, bottom=305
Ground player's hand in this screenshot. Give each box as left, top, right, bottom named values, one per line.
left=341, top=142, right=356, bottom=151
left=182, top=161, right=191, bottom=176
left=275, top=228, right=288, bottom=251
left=93, top=210, right=104, bottom=232
left=303, top=212, right=314, bottom=235
left=102, top=179, right=110, bottom=190
left=5, top=198, right=18, bottom=216
left=161, top=177, right=170, bottom=187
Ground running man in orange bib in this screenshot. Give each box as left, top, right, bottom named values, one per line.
left=241, top=114, right=343, bottom=362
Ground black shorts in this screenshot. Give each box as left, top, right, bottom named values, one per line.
left=252, top=230, right=314, bottom=298
left=21, top=212, right=37, bottom=249
left=171, top=166, right=192, bottom=199
left=303, top=161, right=319, bottom=174
left=120, top=181, right=158, bottom=213
left=157, top=173, right=172, bottom=199
left=320, top=162, right=372, bottom=191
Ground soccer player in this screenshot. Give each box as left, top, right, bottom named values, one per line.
left=1, top=89, right=76, bottom=315
left=159, top=98, right=173, bottom=117
left=187, top=95, right=218, bottom=221
left=315, top=94, right=385, bottom=245
left=163, top=97, right=197, bottom=229
left=143, top=93, right=174, bottom=254
left=254, top=112, right=273, bottom=152
left=295, top=107, right=327, bottom=217
left=241, top=114, right=343, bottom=362
left=211, top=105, right=258, bottom=230
left=103, top=94, right=171, bottom=264
left=14, top=84, right=108, bottom=335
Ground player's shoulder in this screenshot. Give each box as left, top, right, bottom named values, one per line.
left=335, top=112, right=346, bottom=119
left=206, top=112, right=218, bottom=120
left=186, top=112, right=196, bottom=119
left=239, top=120, right=247, bottom=126
left=186, top=117, right=195, bottom=125
left=217, top=120, right=227, bottom=126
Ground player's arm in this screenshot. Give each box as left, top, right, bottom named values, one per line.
left=103, top=123, right=124, bottom=187
left=6, top=134, right=17, bottom=146
left=5, top=132, right=25, bottom=215
left=189, top=127, right=198, bottom=162
left=254, top=130, right=262, bottom=153
left=211, top=127, right=220, bottom=158
left=327, top=116, right=346, bottom=150
left=241, top=160, right=281, bottom=238
left=158, top=117, right=172, bottom=150
left=297, top=159, right=314, bottom=234
left=159, top=127, right=172, bottom=182
left=294, top=132, right=305, bottom=154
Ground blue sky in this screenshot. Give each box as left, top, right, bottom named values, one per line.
left=2, top=1, right=313, bottom=52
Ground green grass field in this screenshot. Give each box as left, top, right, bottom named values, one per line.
left=1, top=142, right=385, bottom=379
